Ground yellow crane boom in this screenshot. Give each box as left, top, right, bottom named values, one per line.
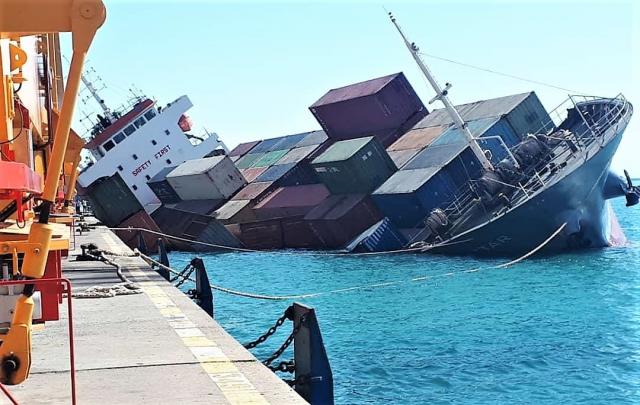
left=0, top=0, right=105, bottom=385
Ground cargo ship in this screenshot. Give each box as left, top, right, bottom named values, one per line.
left=79, top=16, right=637, bottom=257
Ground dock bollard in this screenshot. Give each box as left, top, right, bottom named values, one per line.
left=189, top=258, right=214, bottom=318
left=156, top=238, right=171, bottom=281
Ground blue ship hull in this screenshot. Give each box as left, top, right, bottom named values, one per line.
left=431, top=99, right=634, bottom=257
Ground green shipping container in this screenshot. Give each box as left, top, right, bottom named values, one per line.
left=251, top=149, right=290, bottom=168
left=85, top=173, right=143, bottom=227
left=235, top=152, right=264, bottom=169
left=310, top=136, right=397, bottom=194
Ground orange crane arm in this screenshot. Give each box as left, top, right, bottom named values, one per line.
left=0, top=0, right=106, bottom=385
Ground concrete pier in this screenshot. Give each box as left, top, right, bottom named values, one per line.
left=10, top=224, right=306, bottom=404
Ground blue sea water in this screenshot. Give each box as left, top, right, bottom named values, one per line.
left=168, top=199, right=640, bottom=404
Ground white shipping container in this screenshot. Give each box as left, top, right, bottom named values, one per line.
left=167, top=156, right=247, bottom=200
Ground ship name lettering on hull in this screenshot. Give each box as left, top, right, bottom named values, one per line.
left=474, top=235, right=512, bottom=252
left=154, top=145, right=171, bottom=159
left=132, top=160, right=152, bottom=176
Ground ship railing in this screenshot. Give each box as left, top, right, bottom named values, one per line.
left=413, top=94, right=630, bottom=241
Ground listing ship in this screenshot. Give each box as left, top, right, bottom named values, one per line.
left=79, top=16, right=638, bottom=257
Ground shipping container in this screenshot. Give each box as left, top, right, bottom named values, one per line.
left=147, top=166, right=181, bottom=204
left=167, top=156, right=246, bottom=200
left=387, top=125, right=448, bottom=152
left=214, top=199, right=256, bottom=225
left=114, top=209, right=165, bottom=252
left=151, top=205, right=242, bottom=251
left=234, top=152, right=264, bottom=169
left=267, top=133, right=308, bottom=152
left=255, top=163, right=297, bottom=183
left=281, top=217, right=326, bottom=249
left=388, top=149, right=421, bottom=169
left=255, top=162, right=318, bottom=187
left=309, top=72, right=427, bottom=145
left=241, top=167, right=268, bottom=183
left=277, top=145, right=319, bottom=165
left=311, top=136, right=397, bottom=194
left=412, top=92, right=551, bottom=140
left=403, top=143, right=468, bottom=171
left=85, top=173, right=143, bottom=227
left=229, top=140, right=260, bottom=157
left=238, top=218, right=287, bottom=250
left=251, top=149, right=290, bottom=168
left=253, top=184, right=330, bottom=220
left=304, top=194, right=382, bottom=248
left=165, top=199, right=224, bottom=215
left=475, top=117, right=520, bottom=163
left=344, top=217, right=407, bottom=253
left=231, top=181, right=274, bottom=202
left=230, top=155, right=241, bottom=163
left=294, top=130, right=328, bottom=148
left=248, top=137, right=284, bottom=154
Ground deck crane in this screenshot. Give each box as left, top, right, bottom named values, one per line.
left=0, top=0, right=106, bottom=385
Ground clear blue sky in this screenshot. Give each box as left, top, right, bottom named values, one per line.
left=69, top=0, right=638, bottom=173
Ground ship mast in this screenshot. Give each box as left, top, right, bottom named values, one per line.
left=80, top=70, right=116, bottom=123
left=388, top=12, right=493, bottom=171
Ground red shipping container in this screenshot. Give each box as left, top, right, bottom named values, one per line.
left=239, top=218, right=287, bottom=250
left=253, top=184, right=330, bottom=220
left=231, top=181, right=274, bottom=202
left=115, top=209, right=165, bottom=252
left=241, top=167, right=268, bottom=183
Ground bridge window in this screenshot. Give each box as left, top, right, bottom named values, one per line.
left=151, top=139, right=157, bottom=146
left=166, top=159, right=172, bottom=164
left=164, top=129, right=170, bottom=135
left=145, top=175, right=151, bottom=181
left=124, top=125, right=136, bottom=136
left=144, top=109, right=157, bottom=121
left=113, top=132, right=126, bottom=144
left=132, top=185, right=138, bottom=191
left=117, top=165, right=123, bottom=171
left=134, top=116, right=146, bottom=129
left=132, top=154, right=138, bottom=160
left=103, top=140, right=115, bottom=151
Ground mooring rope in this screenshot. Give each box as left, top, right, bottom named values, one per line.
left=107, top=226, right=469, bottom=256
left=113, top=222, right=567, bottom=301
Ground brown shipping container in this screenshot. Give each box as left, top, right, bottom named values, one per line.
left=239, top=218, right=287, bottom=250
left=282, top=217, right=326, bottom=249
left=305, top=194, right=382, bottom=248
left=214, top=199, right=256, bottom=224
left=387, top=125, right=448, bottom=152
left=241, top=167, right=268, bottom=183
left=114, top=210, right=165, bottom=252
left=253, top=184, right=330, bottom=220
left=229, top=140, right=261, bottom=157
left=151, top=206, right=242, bottom=251
left=388, top=149, right=421, bottom=169
left=231, top=181, right=274, bottom=202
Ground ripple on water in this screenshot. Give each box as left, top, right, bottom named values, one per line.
left=168, top=200, right=640, bottom=404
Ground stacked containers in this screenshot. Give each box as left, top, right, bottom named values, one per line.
left=151, top=205, right=242, bottom=251
left=85, top=173, right=142, bottom=227
left=228, top=140, right=260, bottom=159
left=147, top=166, right=180, bottom=204
left=344, top=217, right=407, bottom=253
left=309, top=72, right=428, bottom=147
left=253, top=184, right=330, bottom=220
left=114, top=210, right=166, bottom=252
left=166, top=156, right=246, bottom=201
left=386, top=125, right=448, bottom=169
left=310, top=137, right=397, bottom=194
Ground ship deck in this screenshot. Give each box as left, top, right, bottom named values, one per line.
left=9, top=222, right=305, bottom=404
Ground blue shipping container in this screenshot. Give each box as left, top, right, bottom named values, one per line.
left=344, top=217, right=407, bottom=253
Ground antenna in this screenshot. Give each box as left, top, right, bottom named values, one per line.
left=81, top=70, right=116, bottom=123
left=388, top=12, right=493, bottom=171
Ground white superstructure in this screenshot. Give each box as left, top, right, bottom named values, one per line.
left=78, top=94, right=227, bottom=212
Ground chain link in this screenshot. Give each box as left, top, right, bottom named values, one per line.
left=263, top=313, right=306, bottom=367
left=243, top=306, right=293, bottom=349
left=268, top=360, right=295, bottom=373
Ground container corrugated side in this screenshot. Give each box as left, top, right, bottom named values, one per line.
left=85, top=173, right=143, bottom=227
left=344, top=217, right=407, bottom=253
left=249, top=137, right=284, bottom=154
left=214, top=199, right=256, bottom=224
left=282, top=218, right=326, bottom=249
left=311, top=136, right=397, bottom=194
left=255, top=163, right=296, bottom=183
left=253, top=184, right=330, bottom=219
left=165, top=199, right=224, bottom=215
left=402, top=143, right=468, bottom=171
left=229, top=140, right=260, bottom=157
left=305, top=194, right=382, bottom=248
left=309, top=72, right=427, bottom=142
left=239, top=218, right=287, bottom=249
left=167, top=156, right=246, bottom=200
left=114, top=210, right=165, bottom=252
left=151, top=206, right=242, bottom=251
